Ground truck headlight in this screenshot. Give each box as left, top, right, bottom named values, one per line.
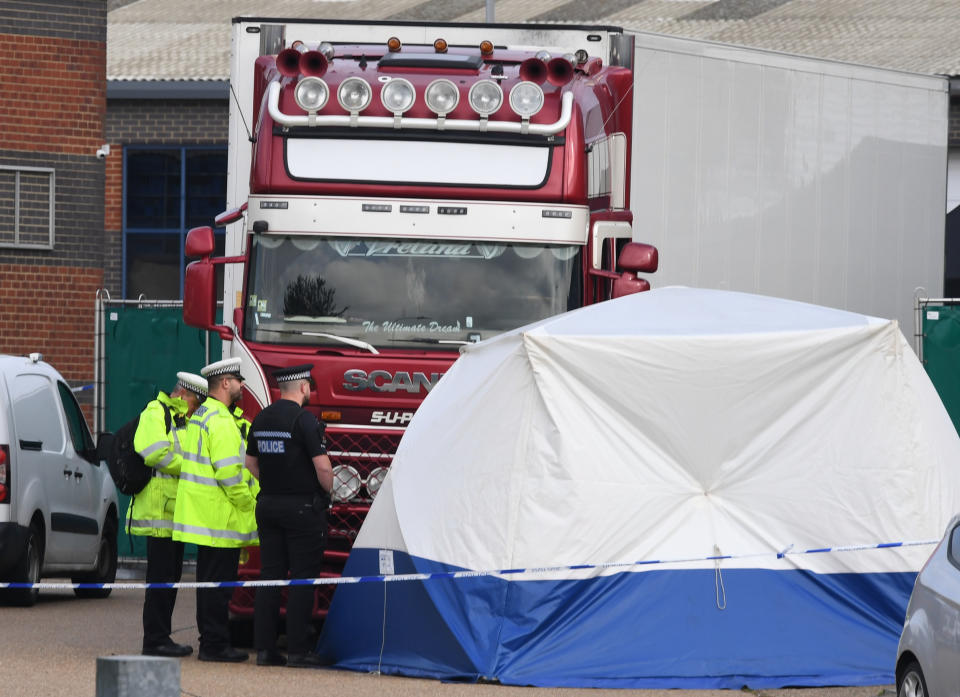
left=294, top=77, right=329, bottom=112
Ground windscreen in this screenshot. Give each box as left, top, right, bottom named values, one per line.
left=244, top=235, right=583, bottom=349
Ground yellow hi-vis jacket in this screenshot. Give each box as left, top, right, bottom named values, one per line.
left=172, top=396, right=258, bottom=548
left=127, top=392, right=188, bottom=538
left=230, top=404, right=259, bottom=544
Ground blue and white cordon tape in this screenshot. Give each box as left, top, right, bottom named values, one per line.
left=0, top=538, right=938, bottom=591
left=71, top=384, right=94, bottom=393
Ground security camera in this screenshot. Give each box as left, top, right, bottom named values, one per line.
left=95, top=144, right=110, bottom=160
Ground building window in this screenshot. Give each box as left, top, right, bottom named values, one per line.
left=123, top=146, right=226, bottom=299
left=0, top=165, right=55, bottom=250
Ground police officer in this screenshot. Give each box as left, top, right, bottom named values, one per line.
left=132, top=371, right=207, bottom=658
left=245, top=364, right=333, bottom=668
left=173, top=357, right=258, bottom=663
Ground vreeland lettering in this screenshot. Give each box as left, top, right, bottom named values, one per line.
left=343, top=369, right=444, bottom=393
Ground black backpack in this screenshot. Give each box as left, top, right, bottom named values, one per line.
left=104, top=401, right=173, bottom=496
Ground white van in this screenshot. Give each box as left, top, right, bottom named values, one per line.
left=0, top=353, right=119, bottom=605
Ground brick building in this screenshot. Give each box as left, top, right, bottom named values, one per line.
left=0, top=0, right=107, bottom=406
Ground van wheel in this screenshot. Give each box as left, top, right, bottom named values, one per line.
left=72, top=519, right=117, bottom=599
left=3, top=523, right=43, bottom=606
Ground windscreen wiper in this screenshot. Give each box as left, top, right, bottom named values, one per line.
left=258, top=328, right=379, bottom=354
left=387, top=337, right=472, bottom=346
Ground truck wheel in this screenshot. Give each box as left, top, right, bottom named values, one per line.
left=3, top=523, right=43, bottom=606
left=72, top=519, right=117, bottom=599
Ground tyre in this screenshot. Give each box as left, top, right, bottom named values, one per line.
left=898, top=660, right=928, bottom=697
left=3, top=522, right=43, bottom=607
left=72, top=519, right=117, bottom=599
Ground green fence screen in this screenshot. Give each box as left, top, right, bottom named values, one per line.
left=921, top=302, right=960, bottom=435
left=102, top=303, right=220, bottom=558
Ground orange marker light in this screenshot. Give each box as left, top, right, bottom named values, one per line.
left=321, top=410, right=342, bottom=422
left=480, top=40, right=494, bottom=56
left=387, top=36, right=402, bottom=52
left=434, top=38, right=448, bottom=53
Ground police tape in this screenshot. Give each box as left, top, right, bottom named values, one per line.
left=71, top=384, right=94, bottom=393
left=0, top=538, right=939, bottom=591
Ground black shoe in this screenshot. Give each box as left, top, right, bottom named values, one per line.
left=287, top=652, right=325, bottom=669
left=198, top=647, right=249, bottom=663
left=143, top=642, right=193, bottom=658
left=256, top=650, right=287, bottom=666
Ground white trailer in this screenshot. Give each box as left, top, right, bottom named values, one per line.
left=628, top=32, right=949, bottom=335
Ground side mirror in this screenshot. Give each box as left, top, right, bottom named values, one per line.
left=617, top=242, right=658, bottom=273
left=184, top=260, right=218, bottom=330
left=185, top=226, right=215, bottom=258
left=612, top=242, right=658, bottom=299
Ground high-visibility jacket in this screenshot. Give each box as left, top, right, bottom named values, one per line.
left=127, top=392, right=188, bottom=538
left=172, top=397, right=258, bottom=548
left=230, top=404, right=259, bottom=545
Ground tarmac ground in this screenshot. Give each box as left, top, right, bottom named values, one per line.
left=0, top=569, right=896, bottom=697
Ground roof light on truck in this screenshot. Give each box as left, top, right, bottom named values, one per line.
left=294, top=76, right=329, bottom=112
left=468, top=79, right=503, bottom=116
left=386, top=36, right=401, bottom=52
left=425, top=78, right=459, bottom=116
left=480, top=40, right=494, bottom=56
left=380, top=78, right=416, bottom=115
left=337, top=77, right=372, bottom=113
left=433, top=38, right=448, bottom=53
left=509, top=81, right=544, bottom=118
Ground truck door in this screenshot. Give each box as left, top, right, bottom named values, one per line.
left=55, top=381, right=101, bottom=562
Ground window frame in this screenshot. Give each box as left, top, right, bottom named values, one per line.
left=122, top=145, right=227, bottom=298
left=56, top=381, right=96, bottom=463
left=948, top=522, right=960, bottom=571
left=0, top=165, right=56, bottom=250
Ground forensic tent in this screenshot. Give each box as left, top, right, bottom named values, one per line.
left=318, top=287, right=960, bottom=688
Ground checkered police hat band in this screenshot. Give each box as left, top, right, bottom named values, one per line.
left=278, top=370, right=310, bottom=383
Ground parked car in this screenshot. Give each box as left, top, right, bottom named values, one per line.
left=896, top=513, right=960, bottom=697
left=0, top=353, right=119, bottom=605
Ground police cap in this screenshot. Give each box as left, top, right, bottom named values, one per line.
left=176, top=371, right=208, bottom=397
left=201, top=357, right=245, bottom=381
left=274, top=364, right=315, bottom=387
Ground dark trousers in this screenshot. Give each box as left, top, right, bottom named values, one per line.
left=195, top=545, right=241, bottom=652
left=142, top=536, right=185, bottom=650
left=254, top=495, right=327, bottom=654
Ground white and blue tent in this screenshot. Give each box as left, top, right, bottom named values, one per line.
left=318, top=287, right=960, bottom=688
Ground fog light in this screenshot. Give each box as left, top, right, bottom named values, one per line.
left=366, top=467, right=387, bottom=499
left=332, top=464, right=361, bottom=502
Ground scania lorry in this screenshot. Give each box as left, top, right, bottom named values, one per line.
left=181, top=18, right=947, bottom=630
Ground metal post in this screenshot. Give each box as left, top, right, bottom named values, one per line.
left=485, top=0, right=494, bottom=23
left=96, top=656, right=180, bottom=697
